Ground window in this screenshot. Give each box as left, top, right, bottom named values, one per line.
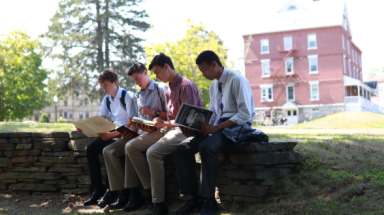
left=343, top=17, right=348, bottom=31
left=64, top=112, right=67, bottom=119
left=343, top=55, right=346, bottom=73
left=69, top=112, right=72, bottom=119
left=356, top=52, right=358, bottom=65
left=312, top=107, right=319, bottom=112
left=360, top=55, right=362, bottom=67
left=349, top=59, right=351, bottom=76
left=287, top=85, right=295, bottom=101
left=342, top=35, right=345, bottom=49
left=64, top=99, right=68, bottom=106
left=352, top=50, right=354, bottom=62
left=293, top=110, right=297, bottom=116
left=287, top=110, right=291, bottom=116
left=284, top=37, right=292, bottom=50
left=80, top=99, right=83, bottom=106
left=285, top=57, right=294, bottom=74
left=308, top=55, right=318, bottom=73
left=308, top=34, right=317, bottom=49
left=261, top=59, right=270, bottom=77
left=287, top=5, right=297, bottom=11
left=260, top=84, right=273, bottom=102
left=309, top=81, right=319, bottom=100
left=261, top=39, right=269, bottom=53
left=79, top=112, right=83, bottom=120
left=353, top=67, right=356, bottom=79
left=86, top=111, right=90, bottom=118
left=347, top=40, right=350, bottom=53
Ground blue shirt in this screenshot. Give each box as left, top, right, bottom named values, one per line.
left=98, top=87, right=134, bottom=128
left=128, top=80, right=169, bottom=121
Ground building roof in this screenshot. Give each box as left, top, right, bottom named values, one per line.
left=243, top=0, right=348, bottom=36
left=364, top=81, right=378, bottom=89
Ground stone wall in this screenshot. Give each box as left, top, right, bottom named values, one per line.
left=0, top=132, right=302, bottom=202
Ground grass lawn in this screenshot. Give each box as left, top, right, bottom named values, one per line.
left=0, top=122, right=75, bottom=133
left=222, top=127, right=384, bottom=215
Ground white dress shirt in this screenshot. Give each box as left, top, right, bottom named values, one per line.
left=208, top=67, right=255, bottom=125
left=98, top=87, right=133, bottom=128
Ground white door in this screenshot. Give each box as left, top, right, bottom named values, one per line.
left=286, top=109, right=298, bottom=124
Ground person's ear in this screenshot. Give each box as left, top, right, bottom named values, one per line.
left=164, top=63, right=168, bottom=71
left=211, top=61, right=218, bottom=69
left=114, top=81, right=118, bottom=86
left=143, top=70, right=148, bottom=76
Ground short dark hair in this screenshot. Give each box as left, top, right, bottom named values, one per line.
left=195, top=50, right=223, bottom=67
left=127, top=62, right=147, bottom=76
left=98, top=69, right=118, bottom=83
left=148, top=52, right=175, bottom=71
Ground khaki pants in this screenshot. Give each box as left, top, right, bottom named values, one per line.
left=126, top=127, right=186, bottom=203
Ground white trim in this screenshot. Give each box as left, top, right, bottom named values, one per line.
left=352, top=49, right=354, bottom=62
left=343, top=54, right=346, bottom=58
left=260, top=59, right=270, bottom=63
left=310, top=83, right=319, bottom=101
left=309, top=57, right=318, bottom=74
left=309, top=80, right=319, bottom=85
left=286, top=85, right=295, bottom=101
left=347, top=40, right=350, bottom=53
left=343, top=57, right=346, bottom=74
left=307, top=34, right=317, bottom=49
left=285, top=57, right=294, bottom=74
left=260, top=39, right=269, bottom=54
left=308, top=54, right=318, bottom=59
left=260, top=85, right=274, bottom=102
left=260, top=84, right=273, bottom=88
left=342, top=35, right=345, bottom=50
left=261, top=59, right=270, bottom=77
left=284, top=36, right=293, bottom=51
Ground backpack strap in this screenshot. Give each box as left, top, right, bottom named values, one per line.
left=120, top=89, right=128, bottom=110
left=105, top=95, right=111, bottom=113
left=155, top=83, right=166, bottom=111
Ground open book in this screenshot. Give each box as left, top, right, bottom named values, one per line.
left=132, top=117, right=156, bottom=126
left=72, top=116, right=115, bottom=138
left=174, top=103, right=214, bottom=131
left=116, top=126, right=139, bottom=138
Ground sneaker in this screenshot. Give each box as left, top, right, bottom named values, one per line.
left=198, top=199, right=219, bottom=215
left=173, top=196, right=204, bottom=215
left=148, top=201, right=169, bottom=215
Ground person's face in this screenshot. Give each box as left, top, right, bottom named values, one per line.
left=130, top=70, right=148, bottom=89
left=152, top=64, right=170, bottom=83
left=99, top=80, right=117, bottom=95
left=198, top=61, right=218, bottom=81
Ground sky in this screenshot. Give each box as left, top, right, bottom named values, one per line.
left=0, top=0, right=383, bottom=79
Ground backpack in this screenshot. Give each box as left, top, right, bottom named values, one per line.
left=105, top=89, right=129, bottom=113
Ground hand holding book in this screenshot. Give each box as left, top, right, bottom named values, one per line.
left=116, top=126, right=139, bottom=140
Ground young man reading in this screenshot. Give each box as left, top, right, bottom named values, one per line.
left=173, top=50, right=255, bottom=215
left=78, top=69, right=133, bottom=207
left=102, top=62, right=168, bottom=211
left=125, top=53, right=203, bottom=215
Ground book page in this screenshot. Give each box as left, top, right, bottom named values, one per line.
left=72, top=121, right=98, bottom=138
left=82, top=116, right=115, bottom=134
left=174, top=103, right=214, bottom=131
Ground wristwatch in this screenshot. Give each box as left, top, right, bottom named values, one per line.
left=155, top=110, right=161, bottom=117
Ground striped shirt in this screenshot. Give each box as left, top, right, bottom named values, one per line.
left=128, top=80, right=169, bottom=121
left=166, top=73, right=203, bottom=121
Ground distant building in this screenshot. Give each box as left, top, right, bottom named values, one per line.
left=34, top=98, right=100, bottom=123
left=243, top=0, right=381, bottom=124
left=367, top=74, right=384, bottom=112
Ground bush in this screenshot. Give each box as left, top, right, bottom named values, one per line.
left=39, top=113, right=50, bottom=123
left=56, top=119, right=67, bottom=123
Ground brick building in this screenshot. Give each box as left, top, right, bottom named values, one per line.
left=243, top=0, right=381, bottom=124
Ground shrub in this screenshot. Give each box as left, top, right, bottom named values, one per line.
left=56, top=119, right=67, bottom=123
left=39, top=113, right=50, bottom=123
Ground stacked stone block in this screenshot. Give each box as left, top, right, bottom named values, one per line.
left=0, top=131, right=302, bottom=202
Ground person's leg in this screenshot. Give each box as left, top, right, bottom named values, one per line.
left=102, top=138, right=131, bottom=209
left=84, top=137, right=115, bottom=206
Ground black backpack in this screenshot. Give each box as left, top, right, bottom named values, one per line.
left=105, top=89, right=129, bottom=113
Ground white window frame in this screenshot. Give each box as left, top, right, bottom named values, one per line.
left=284, top=36, right=293, bottom=51
left=343, top=55, right=346, bottom=74
left=286, top=83, right=295, bottom=101
left=260, top=59, right=271, bottom=77
left=356, top=52, right=358, bottom=65
left=312, top=107, right=320, bottom=112
left=342, top=35, right=345, bottom=49
left=360, top=55, right=362, bottom=67
left=352, top=49, right=354, bottom=62
left=285, top=57, right=294, bottom=74
left=353, top=66, right=356, bottom=79
left=308, top=34, right=317, bottom=49
left=260, top=39, right=270, bottom=54
left=348, top=59, right=351, bottom=76
left=347, top=40, right=350, bottom=54
left=260, top=84, right=274, bottom=102
left=309, top=81, right=320, bottom=101
left=308, top=55, right=318, bottom=74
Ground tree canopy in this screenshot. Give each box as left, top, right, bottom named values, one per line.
left=0, top=30, right=48, bottom=121
left=145, top=20, right=231, bottom=108
left=43, top=0, right=150, bottom=104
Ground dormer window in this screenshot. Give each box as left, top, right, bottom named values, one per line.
left=287, top=5, right=297, bottom=11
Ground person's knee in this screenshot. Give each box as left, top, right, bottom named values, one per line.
left=146, top=148, right=160, bottom=162
left=102, top=146, right=111, bottom=157
left=198, top=142, right=215, bottom=155
left=172, top=144, right=183, bottom=156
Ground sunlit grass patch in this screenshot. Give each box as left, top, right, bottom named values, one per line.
left=0, top=122, right=75, bottom=133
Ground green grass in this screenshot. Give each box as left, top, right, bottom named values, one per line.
left=219, top=128, right=384, bottom=215
left=0, top=122, right=76, bottom=133
left=291, top=111, right=384, bottom=129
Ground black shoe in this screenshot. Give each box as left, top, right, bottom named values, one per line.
left=122, top=190, right=145, bottom=212
left=198, top=199, right=219, bottom=215
left=108, top=195, right=130, bottom=210
left=173, top=196, right=204, bottom=215
left=148, top=202, right=169, bottom=215
left=98, top=190, right=118, bottom=208
left=84, top=188, right=106, bottom=206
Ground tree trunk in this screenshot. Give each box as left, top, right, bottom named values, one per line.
left=96, top=0, right=104, bottom=72
left=104, top=0, right=110, bottom=68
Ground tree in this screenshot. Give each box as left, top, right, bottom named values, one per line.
left=145, top=20, right=231, bottom=108
left=0, top=30, right=48, bottom=121
left=43, top=0, right=150, bottom=104
left=39, top=113, right=50, bottom=123
left=368, top=67, right=384, bottom=79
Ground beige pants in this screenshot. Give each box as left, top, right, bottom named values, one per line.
left=126, top=127, right=186, bottom=203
